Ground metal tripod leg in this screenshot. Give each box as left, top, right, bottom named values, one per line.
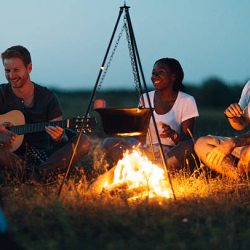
left=58, top=7, right=124, bottom=197
left=147, top=128, right=156, bottom=163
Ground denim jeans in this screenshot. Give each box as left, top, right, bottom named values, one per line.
left=0, top=134, right=91, bottom=175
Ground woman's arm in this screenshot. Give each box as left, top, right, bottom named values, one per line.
left=161, top=117, right=195, bottom=144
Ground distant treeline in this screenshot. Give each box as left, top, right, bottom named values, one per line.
left=185, top=77, right=245, bottom=109
left=54, top=77, right=247, bottom=113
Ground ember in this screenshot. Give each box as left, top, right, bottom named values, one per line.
left=91, top=149, right=172, bottom=199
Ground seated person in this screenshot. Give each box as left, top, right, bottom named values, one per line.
left=102, top=58, right=199, bottom=172
left=195, top=80, right=250, bottom=180
left=0, top=45, right=91, bottom=181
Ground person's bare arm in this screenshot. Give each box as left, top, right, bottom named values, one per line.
left=160, top=117, right=195, bottom=144
left=224, top=103, right=249, bottom=130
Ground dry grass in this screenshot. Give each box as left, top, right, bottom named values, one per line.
left=1, top=138, right=250, bottom=250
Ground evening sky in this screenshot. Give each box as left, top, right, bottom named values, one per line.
left=0, top=0, right=249, bottom=90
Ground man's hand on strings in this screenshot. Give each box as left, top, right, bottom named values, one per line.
left=45, top=126, right=64, bottom=141
left=45, top=117, right=63, bottom=141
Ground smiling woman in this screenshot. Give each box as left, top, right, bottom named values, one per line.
left=102, top=58, right=199, bottom=173
left=140, top=58, right=199, bottom=167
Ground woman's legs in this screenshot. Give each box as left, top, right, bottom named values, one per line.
left=102, top=138, right=134, bottom=165
left=161, top=139, right=196, bottom=172
left=103, top=138, right=196, bottom=172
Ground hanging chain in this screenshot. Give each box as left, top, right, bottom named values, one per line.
left=124, top=15, right=143, bottom=104
left=91, top=22, right=125, bottom=107
left=92, top=14, right=143, bottom=107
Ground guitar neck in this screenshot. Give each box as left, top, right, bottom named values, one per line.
left=9, top=120, right=69, bottom=135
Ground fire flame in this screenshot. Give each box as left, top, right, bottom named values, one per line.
left=103, top=149, right=171, bottom=199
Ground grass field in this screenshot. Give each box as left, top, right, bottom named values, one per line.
left=1, top=90, right=250, bottom=250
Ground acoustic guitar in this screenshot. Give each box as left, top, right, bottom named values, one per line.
left=0, top=110, right=97, bottom=152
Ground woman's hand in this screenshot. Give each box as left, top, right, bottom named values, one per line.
left=159, top=118, right=194, bottom=144
left=159, top=122, right=174, bottom=138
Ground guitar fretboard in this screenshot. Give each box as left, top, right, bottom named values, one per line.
left=9, top=120, right=69, bottom=135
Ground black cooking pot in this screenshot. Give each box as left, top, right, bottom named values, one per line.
left=94, top=108, right=152, bottom=136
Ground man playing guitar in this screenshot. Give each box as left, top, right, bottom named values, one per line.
left=0, top=45, right=91, bottom=181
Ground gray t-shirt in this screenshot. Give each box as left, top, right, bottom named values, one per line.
left=0, top=82, right=62, bottom=153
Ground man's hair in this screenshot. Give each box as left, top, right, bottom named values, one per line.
left=1, top=45, right=32, bottom=67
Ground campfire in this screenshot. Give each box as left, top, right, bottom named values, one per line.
left=90, top=149, right=172, bottom=200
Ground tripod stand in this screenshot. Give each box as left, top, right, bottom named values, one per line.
left=58, top=3, right=176, bottom=200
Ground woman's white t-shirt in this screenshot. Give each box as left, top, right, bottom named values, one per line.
left=143, top=91, right=199, bottom=146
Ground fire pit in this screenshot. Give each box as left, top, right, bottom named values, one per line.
left=89, top=149, right=171, bottom=199
left=94, top=108, right=152, bottom=136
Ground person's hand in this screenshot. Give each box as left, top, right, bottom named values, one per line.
left=45, top=125, right=64, bottom=141
left=206, top=139, right=235, bottom=166
left=0, top=122, right=17, bottom=145
left=224, top=103, right=245, bottom=118
left=159, top=122, right=174, bottom=138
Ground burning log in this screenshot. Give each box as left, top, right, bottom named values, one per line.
left=88, top=166, right=116, bottom=194
left=89, top=149, right=172, bottom=199
left=103, top=182, right=129, bottom=193
left=117, top=186, right=150, bottom=199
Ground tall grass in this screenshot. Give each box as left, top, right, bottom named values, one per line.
left=1, top=92, right=250, bottom=250
left=1, top=137, right=250, bottom=250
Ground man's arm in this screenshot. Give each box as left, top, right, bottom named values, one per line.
left=232, top=131, right=250, bottom=147
left=224, top=103, right=249, bottom=130
left=229, top=116, right=249, bottom=130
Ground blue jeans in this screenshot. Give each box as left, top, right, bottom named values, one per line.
left=0, top=134, right=91, bottom=174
